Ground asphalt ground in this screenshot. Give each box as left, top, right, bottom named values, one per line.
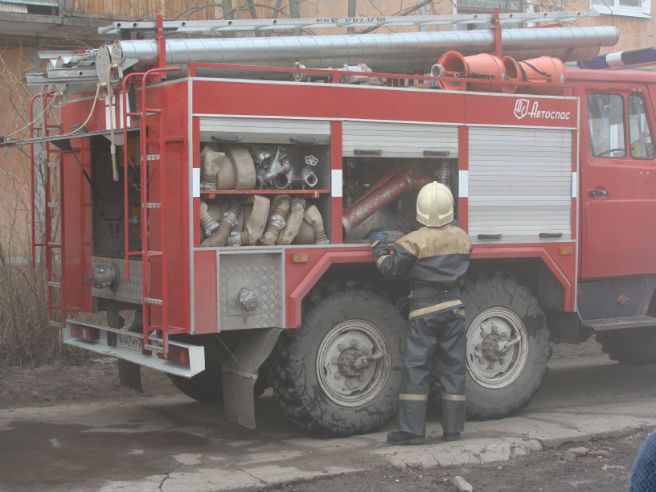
left=0, top=341, right=655, bottom=491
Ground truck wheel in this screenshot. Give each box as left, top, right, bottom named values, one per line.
left=168, top=347, right=224, bottom=404
left=597, top=328, right=656, bottom=364
left=463, top=274, right=551, bottom=419
left=271, top=288, right=404, bottom=436
left=168, top=337, right=269, bottom=403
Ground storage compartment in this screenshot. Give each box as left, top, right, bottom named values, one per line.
left=342, top=157, right=459, bottom=242
left=197, top=137, right=332, bottom=247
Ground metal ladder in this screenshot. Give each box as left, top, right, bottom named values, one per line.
left=122, top=67, right=180, bottom=355
left=30, top=91, right=65, bottom=328
left=99, top=11, right=591, bottom=36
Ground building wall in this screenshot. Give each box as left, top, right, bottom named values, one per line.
left=0, top=45, right=37, bottom=260
left=0, top=0, right=654, bottom=255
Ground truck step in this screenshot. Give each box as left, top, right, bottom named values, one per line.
left=583, top=315, right=656, bottom=331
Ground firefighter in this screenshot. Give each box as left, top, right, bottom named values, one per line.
left=371, top=181, right=471, bottom=445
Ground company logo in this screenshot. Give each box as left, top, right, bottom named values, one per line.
left=513, top=98, right=571, bottom=121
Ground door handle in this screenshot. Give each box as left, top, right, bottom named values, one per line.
left=588, top=189, right=609, bottom=197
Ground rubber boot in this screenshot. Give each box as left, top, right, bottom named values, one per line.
left=442, top=398, right=466, bottom=442
left=387, top=431, right=426, bottom=445
left=398, top=397, right=428, bottom=439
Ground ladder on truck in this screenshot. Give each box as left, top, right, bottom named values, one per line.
left=121, top=67, right=181, bottom=355
left=30, top=92, right=65, bottom=329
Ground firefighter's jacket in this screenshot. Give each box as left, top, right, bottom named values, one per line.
left=375, top=224, right=472, bottom=319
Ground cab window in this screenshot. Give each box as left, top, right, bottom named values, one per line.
left=628, top=93, right=655, bottom=159
left=588, top=93, right=626, bottom=158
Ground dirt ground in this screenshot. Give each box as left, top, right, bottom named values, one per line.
left=0, top=338, right=650, bottom=492
left=0, top=359, right=175, bottom=409
left=264, top=430, right=646, bottom=492
left=0, top=338, right=605, bottom=409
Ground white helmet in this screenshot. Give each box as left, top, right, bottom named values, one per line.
left=416, top=181, right=454, bottom=227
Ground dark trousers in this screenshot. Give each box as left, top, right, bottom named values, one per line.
left=398, top=308, right=467, bottom=437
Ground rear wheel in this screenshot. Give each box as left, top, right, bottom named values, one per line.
left=167, top=334, right=269, bottom=404
left=271, top=288, right=404, bottom=436
left=168, top=345, right=224, bottom=404
left=462, top=273, right=551, bottom=419
left=597, top=328, right=656, bottom=364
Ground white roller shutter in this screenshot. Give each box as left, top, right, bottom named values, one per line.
left=199, top=117, right=330, bottom=144
left=468, top=127, right=573, bottom=243
left=342, top=121, right=458, bottom=158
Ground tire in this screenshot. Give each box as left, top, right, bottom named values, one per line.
left=597, top=328, right=656, bottom=364
left=271, top=288, right=404, bottom=436
left=168, top=345, right=223, bottom=404
left=462, top=273, right=551, bottom=419
left=168, top=337, right=269, bottom=403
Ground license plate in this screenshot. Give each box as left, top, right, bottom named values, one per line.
left=116, top=333, right=143, bottom=353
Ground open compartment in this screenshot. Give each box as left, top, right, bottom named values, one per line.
left=342, top=157, right=460, bottom=243
left=197, top=117, right=332, bottom=247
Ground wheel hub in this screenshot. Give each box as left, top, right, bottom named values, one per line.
left=337, top=345, right=371, bottom=378
left=467, top=307, right=529, bottom=389
left=316, top=320, right=391, bottom=407
left=480, top=331, right=506, bottom=363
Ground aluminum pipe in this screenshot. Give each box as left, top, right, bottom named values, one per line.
left=108, top=26, right=618, bottom=77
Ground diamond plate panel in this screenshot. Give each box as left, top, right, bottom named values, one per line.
left=219, top=252, right=283, bottom=330
left=92, top=256, right=143, bottom=304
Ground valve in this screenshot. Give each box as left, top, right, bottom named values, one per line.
left=238, top=288, right=258, bottom=312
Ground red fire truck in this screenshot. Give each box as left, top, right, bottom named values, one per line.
left=15, top=12, right=656, bottom=435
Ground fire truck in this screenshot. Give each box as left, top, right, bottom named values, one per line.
left=13, top=11, right=656, bottom=435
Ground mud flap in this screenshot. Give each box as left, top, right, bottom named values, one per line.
left=108, top=308, right=144, bottom=393
left=222, top=327, right=282, bottom=429
left=118, top=360, right=143, bottom=393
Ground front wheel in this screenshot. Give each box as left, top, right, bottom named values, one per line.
left=271, top=288, right=404, bottom=436
left=462, top=273, right=551, bottom=419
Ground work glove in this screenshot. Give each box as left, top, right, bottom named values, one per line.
left=368, top=231, right=389, bottom=258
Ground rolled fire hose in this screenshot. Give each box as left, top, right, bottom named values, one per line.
left=303, top=205, right=329, bottom=244
left=260, top=195, right=290, bottom=245
left=200, top=144, right=222, bottom=190
left=226, top=145, right=257, bottom=190
left=201, top=201, right=240, bottom=247
left=199, top=201, right=220, bottom=237
left=228, top=195, right=271, bottom=246
left=277, top=198, right=306, bottom=245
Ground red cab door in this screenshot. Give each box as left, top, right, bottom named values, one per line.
left=580, top=88, right=656, bottom=279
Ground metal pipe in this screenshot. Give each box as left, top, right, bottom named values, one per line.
left=343, top=165, right=431, bottom=232
left=108, top=26, right=618, bottom=77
